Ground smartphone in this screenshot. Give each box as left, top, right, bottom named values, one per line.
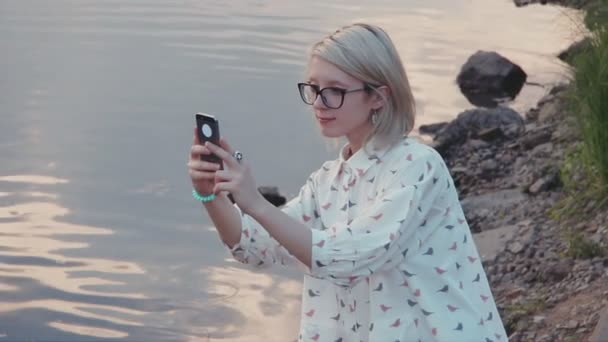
left=195, top=113, right=222, bottom=165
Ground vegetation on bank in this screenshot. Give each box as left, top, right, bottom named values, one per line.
left=553, top=0, right=608, bottom=258
left=583, top=0, right=608, bottom=29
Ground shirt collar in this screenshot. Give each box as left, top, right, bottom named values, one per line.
left=338, top=137, right=398, bottom=176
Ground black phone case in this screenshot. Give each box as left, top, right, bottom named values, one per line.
left=195, top=113, right=222, bottom=165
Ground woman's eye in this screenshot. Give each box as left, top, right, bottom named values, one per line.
left=325, top=88, right=343, bottom=96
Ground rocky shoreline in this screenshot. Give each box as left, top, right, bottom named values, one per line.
left=419, top=22, right=608, bottom=341
left=434, top=81, right=608, bottom=341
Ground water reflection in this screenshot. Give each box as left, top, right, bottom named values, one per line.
left=200, top=266, right=302, bottom=341
left=0, top=175, right=147, bottom=340
left=48, top=322, right=129, bottom=339
left=0, top=175, right=304, bottom=341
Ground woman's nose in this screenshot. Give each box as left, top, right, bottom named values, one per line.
left=312, top=93, right=326, bottom=109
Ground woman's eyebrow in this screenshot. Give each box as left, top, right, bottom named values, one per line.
left=326, top=80, right=348, bottom=87
left=307, top=78, right=348, bottom=87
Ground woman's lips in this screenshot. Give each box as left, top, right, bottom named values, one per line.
left=317, top=117, right=336, bottom=124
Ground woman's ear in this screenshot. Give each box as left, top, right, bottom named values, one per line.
left=372, top=85, right=391, bottom=110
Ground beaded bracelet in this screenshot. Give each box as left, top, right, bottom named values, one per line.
left=192, top=189, right=216, bottom=203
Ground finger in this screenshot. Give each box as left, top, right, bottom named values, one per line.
left=188, top=160, right=221, bottom=171
left=214, top=170, right=234, bottom=183
left=189, top=169, right=217, bottom=181
left=190, top=145, right=211, bottom=160
left=205, top=141, right=239, bottom=169
left=219, top=138, right=234, bottom=156
left=213, top=182, right=232, bottom=195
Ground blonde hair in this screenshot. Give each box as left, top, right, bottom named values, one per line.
left=309, top=23, right=416, bottom=152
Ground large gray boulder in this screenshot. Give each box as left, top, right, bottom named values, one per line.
left=457, top=51, right=527, bottom=107
left=431, top=106, right=525, bottom=155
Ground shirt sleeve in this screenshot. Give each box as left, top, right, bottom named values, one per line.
left=309, top=149, right=447, bottom=287
left=225, top=172, right=320, bottom=270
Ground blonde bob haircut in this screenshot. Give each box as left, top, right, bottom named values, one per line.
left=309, top=23, right=416, bottom=152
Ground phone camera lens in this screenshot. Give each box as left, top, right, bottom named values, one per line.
left=202, top=124, right=213, bottom=138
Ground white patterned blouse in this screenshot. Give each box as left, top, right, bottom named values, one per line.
left=227, top=136, right=507, bottom=342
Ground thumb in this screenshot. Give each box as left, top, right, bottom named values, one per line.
left=193, top=126, right=201, bottom=145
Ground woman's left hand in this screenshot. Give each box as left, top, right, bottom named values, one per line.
left=204, top=138, right=265, bottom=215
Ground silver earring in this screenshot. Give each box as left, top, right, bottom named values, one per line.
left=371, top=110, right=379, bottom=126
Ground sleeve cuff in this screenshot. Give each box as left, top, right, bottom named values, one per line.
left=223, top=204, right=251, bottom=264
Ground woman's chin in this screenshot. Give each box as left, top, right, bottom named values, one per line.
left=318, top=128, right=342, bottom=138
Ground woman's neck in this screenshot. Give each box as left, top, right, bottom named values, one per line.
left=345, top=124, right=372, bottom=159
left=344, top=141, right=362, bottom=161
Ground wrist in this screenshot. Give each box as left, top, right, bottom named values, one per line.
left=192, top=189, right=216, bottom=203
left=245, top=193, right=271, bottom=219
left=202, top=192, right=229, bottom=208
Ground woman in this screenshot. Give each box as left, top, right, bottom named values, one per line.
left=188, top=23, right=507, bottom=342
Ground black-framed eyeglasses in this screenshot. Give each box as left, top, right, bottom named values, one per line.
left=297, top=82, right=370, bottom=109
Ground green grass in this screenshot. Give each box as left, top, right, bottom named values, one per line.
left=584, top=0, right=608, bottom=30
left=551, top=145, right=608, bottom=259
left=550, top=143, right=608, bottom=220
left=568, top=234, right=607, bottom=258
left=551, top=9, right=608, bottom=256
left=562, top=229, right=607, bottom=258
left=503, top=298, right=547, bottom=336
left=568, top=25, right=608, bottom=196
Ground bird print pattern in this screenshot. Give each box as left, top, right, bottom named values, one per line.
left=226, top=137, right=507, bottom=341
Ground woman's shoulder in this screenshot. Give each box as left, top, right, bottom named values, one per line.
left=388, top=136, right=446, bottom=166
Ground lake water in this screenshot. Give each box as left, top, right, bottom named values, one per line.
left=0, top=0, right=580, bottom=341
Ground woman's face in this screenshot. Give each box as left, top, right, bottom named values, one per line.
left=305, top=56, right=378, bottom=143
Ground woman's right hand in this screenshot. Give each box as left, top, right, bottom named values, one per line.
left=188, top=126, right=222, bottom=197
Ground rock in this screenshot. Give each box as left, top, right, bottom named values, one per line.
left=481, top=159, right=499, bottom=172
left=258, top=186, right=287, bottom=207
left=590, top=307, right=608, bottom=342
left=558, top=37, right=592, bottom=64
left=514, top=0, right=534, bottom=7
left=433, top=107, right=524, bottom=155
left=577, top=284, right=590, bottom=292
left=419, top=122, right=448, bottom=136
left=552, top=120, right=579, bottom=142
left=450, top=166, right=470, bottom=174
left=461, top=190, right=529, bottom=229
left=530, top=142, right=554, bottom=158
left=514, top=0, right=588, bottom=8
left=540, top=260, right=572, bottom=282
left=549, top=83, right=570, bottom=96
left=537, top=99, right=562, bottom=123
left=503, top=123, right=523, bottom=137
left=499, top=152, right=515, bottom=165
left=463, top=139, right=490, bottom=151
left=457, top=51, right=527, bottom=107
left=565, top=320, right=579, bottom=330
left=478, top=127, right=505, bottom=141
left=525, top=246, right=537, bottom=258
left=473, top=224, right=519, bottom=262
left=520, top=127, right=553, bottom=149
left=528, top=172, right=560, bottom=194
left=525, top=122, right=538, bottom=131
left=507, top=241, right=525, bottom=254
